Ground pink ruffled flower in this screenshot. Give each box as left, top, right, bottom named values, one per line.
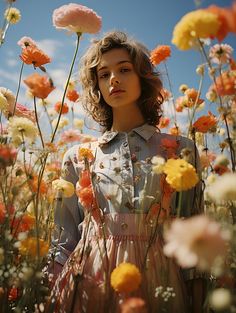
left=17, top=36, right=37, bottom=48
left=60, top=129, right=81, bottom=143
left=52, top=3, right=102, bottom=34
left=209, top=44, right=234, bottom=64
left=163, top=215, right=229, bottom=271
left=9, top=103, right=36, bottom=122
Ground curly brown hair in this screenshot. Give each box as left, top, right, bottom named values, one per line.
left=79, top=31, right=163, bottom=131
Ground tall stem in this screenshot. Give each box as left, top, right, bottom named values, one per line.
left=13, top=61, right=25, bottom=115
left=51, top=32, right=81, bottom=143
left=164, top=62, right=177, bottom=125
left=33, top=96, right=44, bottom=148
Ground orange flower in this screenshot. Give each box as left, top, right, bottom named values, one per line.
left=205, top=3, right=236, bottom=41
left=160, top=88, right=171, bottom=101
left=66, top=89, right=80, bottom=102
left=150, top=45, right=171, bottom=66
left=54, top=101, right=69, bottom=114
left=193, top=111, right=217, bottom=133
left=230, top=58, right=236, bottom=70
left=211, top=71, right=236, bottom=96
left=79, top=169, right=91, bottom=188
left=19, top=237, right=49, bottom=257
left=29, top=175, right=47, bottom=194
left=157, top=117, right=170, bottom=129
left=184, top=88, right=204, bottom=107
left=12, top=213, right=35, bottom=235
left=24, top=73, right=55, bottom=99
left=78, top=147, right=94, bottom=161
left=169, top=126, right=181, bottom=136
left=76, top=185, right=94, bottom=209
left=20, top=47, right=51, bottom=67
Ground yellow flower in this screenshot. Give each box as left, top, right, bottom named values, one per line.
left=8, top=116, right=38, bottom=145
left=4, top=7, right=21, bottom=24
left=111, top=262, right=142, bottom=294
left=52, top=178, right=75, bottom=198
left=78, top=147, right=94, bottom=161
left=172, top=10, right=220, bottom=50
left=163, top=158, right=199, bottom=191
left=73, top=118, right=84, bottom=130
left=19, top=237, right=49, bottom=258
left=0, top=92, right=8, bottom=111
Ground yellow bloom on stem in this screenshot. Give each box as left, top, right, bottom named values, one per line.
left=4, top=7, right=21, bottom=24
left=163, top=158, right=199, bottom=191
left=78, top=147, right=94, bottom=161
left=52, top=178, right=75, bottom=198
left=19, top=237, right=49, bottom=258
left=172, top=10, right=220, bottom=50
left=111, top=262, right=142, bottom=294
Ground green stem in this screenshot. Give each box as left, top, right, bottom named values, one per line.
left=13, top=61, right=25, bottom=115
left=51, top=32, right=81, bottom=143
left=164, top=62, right=177, bottom=125
left=33, top=96, right=44, bottom=148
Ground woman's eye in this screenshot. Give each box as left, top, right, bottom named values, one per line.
left=120, top=68, right=131, bottom=73
left=99, top=73, right=109, bottom=79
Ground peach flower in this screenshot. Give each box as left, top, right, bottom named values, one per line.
left=193, top=111, right=217, bottom=133
left=20, top=46, right=51, bottom=67
left=163, top=215, right=229, bottom=270
left=54, top=101, right=69, bottom=114
left=52, top=3, right=102, bottom=34
left=157, top=116, right=170, bottom=129
left=9, top=103, right=35, bottom=122
left=60, top=129, right=81, bottom=143
left=150, top=45, right=171, bottom=66
left=121, top=298, right=147, bottom=313
left=17, top=36, right=37, bottom=48
left=210, top=71, right=236, bottom=96
left=24, top=73, right=55, bottom=99
left=66, top=89, right=79, bottom=102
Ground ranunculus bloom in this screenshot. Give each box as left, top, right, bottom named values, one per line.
left=12, top=213, right=36, bottom=235
left=210, top=71, right=236, bottom=96
left=111, top=263, right=142, bottom=294
left=163, top=215, right=229, bottom=271
left=172, top=10, right=220, bottom=50
left=169, top=126, right=181, bottom=136
left=52, top=3, right=102, bottom=34
left=17, top=36, right=37, bottom=48
left=184, top=88, right=204, bottom=108
left=52, top=178, right=75, bottom=198
left=60, top=129, right=81, bottom=143
left=150, top=45, right=171, bottom=66
left=163, top=158, right=199, bottom=191
left=78, top=147, right=94, bottom=161
left=209, top=44, right=233, bottom=64
left=19, top=237, right=49, bottom=258
left=193, top=111, right=217, bottom=133
left=121, top=298, right=147, bottom=313
left=4, top=7, right=21, bottom=24
left=207, top=173, right=236, bottom=202
left=66, top=89, right=79, bottom=102
left=79, top=170, right=91, bottom=188
left=76, top=184, right=94, bottom=209
left=9, top=103, right=35, bottom=122
left=205, top=3, right=236, bottom=41
left=29, top=175, right=47, bottom=194
left=24, top=73, right=55, bottom=99
left=157, top=117, right=170, bottom=129
left=20, top=47, right=51, bottom=67
left=0, top=87, right=15, bottom=113
left=0, top=144, right=17, bottom=168
left=7, top=116, right=38, bottom=144
left=54, top=101, right=69, bottom=114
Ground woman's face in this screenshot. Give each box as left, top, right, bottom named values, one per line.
left=96, top=48, right=141, bottom=110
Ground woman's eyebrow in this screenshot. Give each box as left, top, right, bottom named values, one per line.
left=97, top=60, right=132, bottom=72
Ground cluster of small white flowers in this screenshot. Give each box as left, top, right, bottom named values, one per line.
left=155, top=286, right=176, bottom=302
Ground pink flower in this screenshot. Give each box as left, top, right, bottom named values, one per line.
left=209, top=44, right=234, bottom=64
left=17, top=36, right=37, bottom=48
left=52, top=3, right=102, bottom=34
left=9, top=103, right=35, bottom=122
left=163, top=215, right=229, bottom=271
left=60, top=129, right=81, bottom=143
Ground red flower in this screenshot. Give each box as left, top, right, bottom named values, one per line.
left=24, top=73, right=55, bottom=99
left=54, top=101, right=69, bottom=114
left=20, top=47, right=51, bottom=67
left=79, top=170, right=91, bottom=188
left=76, top=185, right=94, bottom=209
left=193, top=112, right=217, bottom=133
left=0, top=145, right=17, bottom=168
left=66, top=89, right=79, bottom=102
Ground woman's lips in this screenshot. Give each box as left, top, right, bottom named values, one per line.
left=110, top=89, right=125, bottom=96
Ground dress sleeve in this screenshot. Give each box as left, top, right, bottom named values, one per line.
left=48, top=145, right=84, bottom=272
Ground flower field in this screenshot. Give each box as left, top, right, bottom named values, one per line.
left=0, top=1, right=236, bottom=312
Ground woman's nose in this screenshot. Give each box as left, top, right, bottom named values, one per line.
left=110, top=73, right=120, bottom=86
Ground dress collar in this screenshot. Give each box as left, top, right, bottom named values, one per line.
left=97, top=123, right=158, bottom=145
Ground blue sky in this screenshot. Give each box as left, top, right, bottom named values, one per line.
left=0, top=0, right=235, bottom=135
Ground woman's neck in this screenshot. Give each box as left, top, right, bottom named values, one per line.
left=111, top=105, right=145, bottom=133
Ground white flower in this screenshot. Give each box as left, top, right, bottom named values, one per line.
left=8, top=116, right=38, bottom=145
left=207, top=173, right=236, bottom=202
left=151, top=156, right=166, bottom=174
left=0, top=87, right=15, bottom=113
left=209, top=288, right=232, bottom=311
left=52, top=117, right=69, bottom=130
left=73, top=118, right=84, bottom=130
left=0, top=92, right=8, bottom=111
left=4, top=7, right=21, bottom=24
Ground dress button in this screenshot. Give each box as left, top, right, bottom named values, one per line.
left=121, top=222, right=128, bottom=230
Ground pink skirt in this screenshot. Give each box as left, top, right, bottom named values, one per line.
left=48, top=213, right=189, bottom=313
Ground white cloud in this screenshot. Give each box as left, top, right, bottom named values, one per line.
left=49, top=68, right=68, bottom=89
left=6, top=58, right=18, bottom=67
left=0, top=69, right=18, bottom=86
left=37, top=39, right=63, bottom=58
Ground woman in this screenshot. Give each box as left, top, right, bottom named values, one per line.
left=48, top=31, right=204, bottom=313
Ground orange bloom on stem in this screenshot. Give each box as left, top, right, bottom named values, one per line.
left=211, top=71, right=236, bottom=96
left=150, top=45, right=171, bottom=66
left=193, top=111, right=217, bottom=133
left=66, top=89, right=80, bottom=102
left=205, top=3, right=236, bottom=41
left=78, top=147, right=94, bottom=161
left=24, top=73, right=55, bottom=99
left=12, top=213, right=35, bottom=235
left=184, top=88, right=204, bottom=107
left=158, top=116, right=170, bottom=129
left=54, top=101, right=69, bottom=114
left=20, top=47, right=51, bottom=68
left=79, top=169, right=91, bottom=188
left=169, top=126, right=181, bottom=136
left=76, top=185, right=94, bottom=209
left=29, top=175, right=47, bottom=194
